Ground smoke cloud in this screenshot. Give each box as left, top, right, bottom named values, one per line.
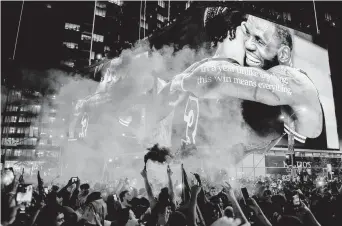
left=13, top=41, right=243, bottom=188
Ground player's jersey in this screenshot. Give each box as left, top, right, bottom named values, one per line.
left=158, top=58, right=285, bottom=162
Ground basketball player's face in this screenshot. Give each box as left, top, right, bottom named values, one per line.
left=242, top=16, right=281, bottom=70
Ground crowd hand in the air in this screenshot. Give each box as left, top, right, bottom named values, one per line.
left=211, top=217, right=242, bottom=226
left=246, top=197, right=262, bottom=214
left=167, top=165, right=173, bottom=177
left=1, top=175, right=20, bottom=226
left=140, top=169, right=148, bottom=179
left=191, top=184, right=202, bottom=196
left=222, top=182, right=235, bottom=198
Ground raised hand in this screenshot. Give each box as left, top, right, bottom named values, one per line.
left=211, top=217, right=242, bottom=226
left=167, top=165, right=173, bottom=177
left=140, top=169, right=147, bottom=179
left=191, top=184, right=202, bottom=196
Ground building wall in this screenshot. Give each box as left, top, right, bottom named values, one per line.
left=1, top=87, right=66, bottom=176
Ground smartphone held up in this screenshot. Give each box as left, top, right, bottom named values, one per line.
left=16, top=184, right=33, bottom=205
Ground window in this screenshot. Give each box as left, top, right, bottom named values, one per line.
left=108, top=0, right=123, bottom=6
left=186, top=1, right=191, bottom=9
left=62, top=61, right=75, bottom=68
left=25, top=127, right=30, bottom=136
left=63, top=42, right=78, bottom=49
left=17, top=128, right=24, bottom=134
left=20, top=106, right=28, bottom=112
left=39, top=139, right=47, bottom=145
left=65, top=23, right=80, bottom=31
left=283, top=12, right=291, bottom=22
left=91, top=51, right=95, bottom=60
left=104, top=46, right=110, bottom=52
left=5, top=116, right=17, bottom=123
left=49, top=117, right=56, bottom=123
left=95, top=8, right=106, bottom=17
left=7, top=105, right=18, bottom=112
left=23, top=138, right=37, bottom=146
left=325, top=13, right=332, bottom=22
left=14, top=149, right=22, bottom=156
left=9, top=127, right=15, bottom=134
left=81, top=34, right=92, bottom=41
left=96, top=2, right=107, bottom=8
left=158, top=0, right=165, bottom=8
left=30, top=126, right=39, bottom=137
left=157, top=14, right=164, bottom=22
left=93, top=34, right=104, bottom=42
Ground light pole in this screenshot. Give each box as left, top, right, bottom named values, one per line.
left=13, top=0, right=25, bottom=60
left=281, top=108, right=306, bottom=179
left=89, top=0, right=97, bottom=66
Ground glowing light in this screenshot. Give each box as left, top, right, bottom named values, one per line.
left=62, top=118, right=65, bottom=121
left=49, top=135, right=52, bottom=138
left=317, top=181, right=324, bottom=186
left=60, top=135, right=64, bottom=138
left=109, top=159, right=113, bottom=162
left=122, top=133, right=125, bottom=136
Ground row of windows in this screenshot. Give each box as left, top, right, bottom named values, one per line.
left=63, top=42, right=79, bottom=49
left=1, top=137, right=58, bottom=146
left=1, top=138, right=37, bottom=146
left=158, top=0, right=165, bottom=8
left=5, top=105, right=41, bottom=113
left=96, top=2, right=107, bottom=9
left=81, top=34, right=92, bottom=41
left=325, top=13, right=332, bottom=22
left=4, top=116, right=17, bottom=123
left=108, top=0, right=123, bottom=6
left=93, top=34, right=104, bottom=42
left=2, top=149, right=59, bottom=158
left=3, top=126, right=39, bottom=137
left=81, top=34, right=104, bottom=42
left=104, top=46, right=110, bottom=52
left=157, top=14, right=166, bottom=23
left=65, top=23, right=80, bottom=31
left=61, top=61, right=75, bottom=68
left=7, top=91, right=22, bottom=101
left=95, top=8, right=106, bottom=17
left=186, top=0, right=193, bottom=10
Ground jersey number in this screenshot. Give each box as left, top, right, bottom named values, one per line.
left=182, top=96, right=199, bottom=145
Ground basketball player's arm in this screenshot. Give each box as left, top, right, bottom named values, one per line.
left=180, top=62, right=322, bottom=139
left=152, top=59, right=210, bottom=122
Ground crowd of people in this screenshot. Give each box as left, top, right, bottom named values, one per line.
left=1, top=164, right=342, bottom=226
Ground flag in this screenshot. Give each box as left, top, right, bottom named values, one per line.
left=19, top=168, right=25, bottom=184
left=37, top=171, right=45, bottom=199
left=181, top=164, right=191, bottom=204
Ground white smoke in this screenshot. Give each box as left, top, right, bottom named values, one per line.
left=15, top=41, right=242, bottom=188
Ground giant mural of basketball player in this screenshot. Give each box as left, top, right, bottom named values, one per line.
left=69, top=8, right=323, bottom=163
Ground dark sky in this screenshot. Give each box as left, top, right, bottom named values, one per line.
left=1, top=1, right=24, bottom=61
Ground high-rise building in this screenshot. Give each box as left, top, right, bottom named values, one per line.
left=60, top=0, right=124, bottom=68
left=1, top=85, right=67, bottom=177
